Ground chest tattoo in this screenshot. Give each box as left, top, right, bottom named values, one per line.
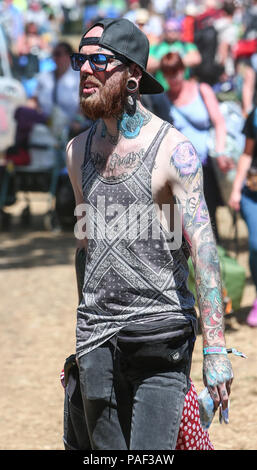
left=90, top=148, right=145, bottom=179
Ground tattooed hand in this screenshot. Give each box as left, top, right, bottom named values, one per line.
left=203, top=354, right=233, bottom=410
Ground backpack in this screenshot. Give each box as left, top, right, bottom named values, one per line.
left=192, top=24, right=223, bottom=85
left=194, top=24, right=218, bottom=64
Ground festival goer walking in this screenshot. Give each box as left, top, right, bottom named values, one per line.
left=159, top=51, right=234, bottom=242
left=66, top=17, right=233, bottom=450
left=229, top=106, right=257, bottom=327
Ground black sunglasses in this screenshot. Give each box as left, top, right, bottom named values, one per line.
left=70, top=53, right=130, bottom=72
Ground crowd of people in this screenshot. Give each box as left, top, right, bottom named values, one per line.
left=0, top=1, right=257, bottom=128
left=0, top=1, right=256, bottom=131
left=1, top=0, right=257, bottom=321
left=1, top=0, right=257, bottom=452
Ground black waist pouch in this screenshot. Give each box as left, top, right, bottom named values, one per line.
left=116, top=324, right=195, bottom=373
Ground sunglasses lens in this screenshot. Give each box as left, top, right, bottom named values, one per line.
left=90, top=54, right=108, bottom=70
left=70, top=53, right=84, bottom=71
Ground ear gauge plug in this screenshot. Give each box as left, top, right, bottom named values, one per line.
left=126, top=78, right=138, bottom=93
left=126, top=78, right=138, bottom=116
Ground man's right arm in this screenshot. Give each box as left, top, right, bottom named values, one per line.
left=66, top=134, right=88, bottom=251
left=75, top=246, right=86, bottom=304
left=66, top=135, right=88, bottom=303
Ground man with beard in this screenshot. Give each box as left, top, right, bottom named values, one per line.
left=66, top=18, right=233, bottom=450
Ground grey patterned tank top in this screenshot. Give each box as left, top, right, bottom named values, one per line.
left=76, top=121, right=196, bottom=358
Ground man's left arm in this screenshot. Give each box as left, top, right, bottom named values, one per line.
left=169, top=139, right=233, bottom=410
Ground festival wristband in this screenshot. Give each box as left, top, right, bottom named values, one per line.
left=203, top=347, right=247, bottom=358
left=203, top=346, right=227, bottom=355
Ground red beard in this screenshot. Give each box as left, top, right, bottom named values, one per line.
left=79, top=69, right=129, bottom=121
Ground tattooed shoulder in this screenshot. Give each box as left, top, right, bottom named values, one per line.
left=170, top=140, right=201, bottom=179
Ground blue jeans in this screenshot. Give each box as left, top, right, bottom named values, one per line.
left=78, top=334, right=194, bottom=450
left=241, top=186, right=257, bottom=291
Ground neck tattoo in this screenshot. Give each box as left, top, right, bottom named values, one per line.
left=118, top=105, right=151, bottom=139
left=101, top=105, right=152, bottom=144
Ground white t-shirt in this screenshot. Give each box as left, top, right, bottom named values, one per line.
left=214, top=17, right=238, bottom=45
left=214, top=17, right=238, bottom=76
left=34, top=66, right=80, bottom=122
left=151, top=0, right=171, bottom=15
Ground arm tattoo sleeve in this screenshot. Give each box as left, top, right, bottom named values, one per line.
left=170, top=141, right=225, bottom=347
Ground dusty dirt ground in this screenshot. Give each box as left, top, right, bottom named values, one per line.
left=0, top=192, right=257, bottom=451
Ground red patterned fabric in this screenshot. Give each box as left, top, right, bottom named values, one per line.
left=176, top=380, right=214, bottom=450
